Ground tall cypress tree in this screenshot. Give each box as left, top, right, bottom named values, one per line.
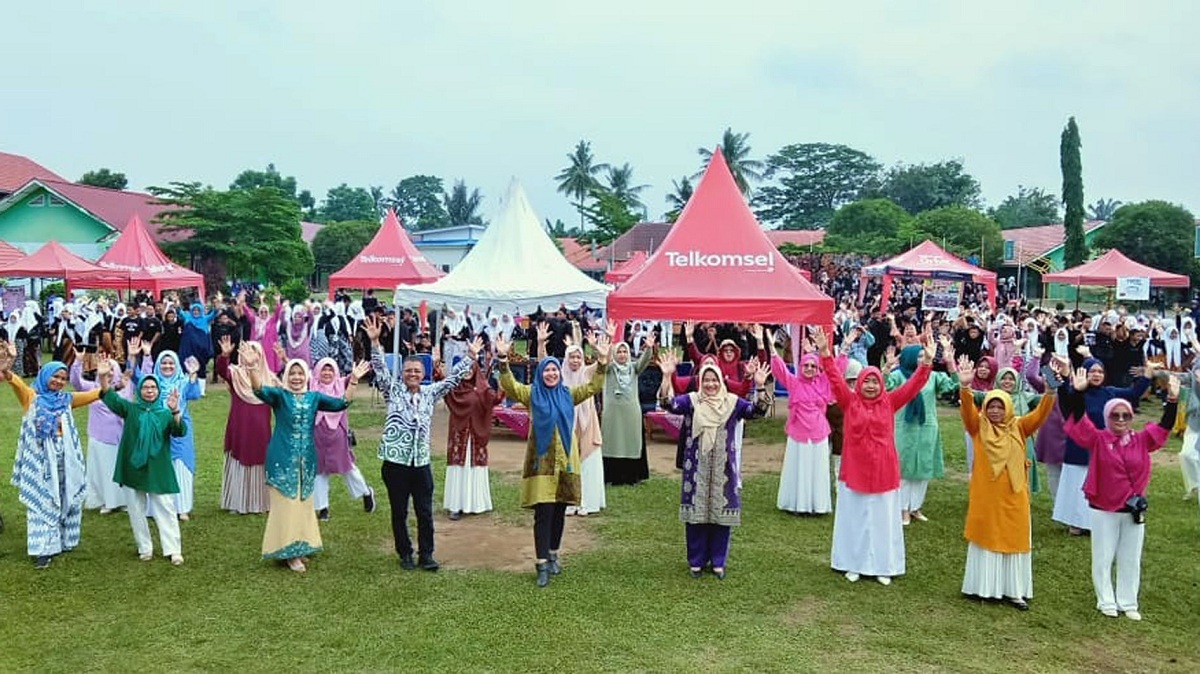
left=1061, top=117, right=1087, bottom=267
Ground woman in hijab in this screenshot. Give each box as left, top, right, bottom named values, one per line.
left=442, top=350, right=500, bottom=520
left=71, top=350, right=142, bottom=514
left=1052, top=357, right=1153, bottom=536
left=215, top=337, right=275, bottom=514
left=2, top=308, right=29, bottom=377
left=962, top=355, right=999, bottom=474
left=19, top=301, right=43, bottom=375
left=769, top=330, right=839, bottom=516
left=310, top=357, right=376, bottom=521
left=985, top=365, right=1045, bottom=494
left=886, top=335, right=960, bottom=525
left=147, top=350, right=203, bottom=521
left=602, top=324, right=656, bottom=486
left=816, top=326, right=933, bottom=585
left=562, top=341, right=604, bottom=516
left=98, top=365, right=187, bottom=564
left=1179, top=360, right=1200, bottom=507
left=958, top=358, right=1057, bottom=610
left=657, top=351, right=769, bottom=579
left=243, top=295, right=284, bottom=374
left=1, top=350, right=104, bottom=569
left=242, top=345, right=366, bottom=573
left=1060, top=367, right=1177, bottom=620
left=178, top=302, right=217, bottom=380
left=156, top=306, right=183, bottom=358
left=496, top=331, right=609, bottom=588
left=280, top=303, right=314, bottom=365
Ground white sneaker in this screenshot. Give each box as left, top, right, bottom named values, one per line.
left=1101, top=608, right=1119, bottom=618
left=844, top=572, right=860, bottom=583
left=1124, top=610, right=1142, bottom=621
left=138, top=552, right=153, bottom=562
left=877, top=576, right=892, bottom=586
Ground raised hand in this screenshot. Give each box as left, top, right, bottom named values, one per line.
left=96, top=358, right=113, bottom=381
left=883, top=349, right=900, bottom=373
left=166, top=388, right=181, bottom=413
left=657, top=349, right=678, bottom=375
left=219, top=335, right=235, bottom=356
left=1072, top=367, right=1088, bottom=392
left=142, top=339, right=152, bottom=355
left=129, top=336, right=142, bottom=355
left=273, top=342, right=286, bottom=362
left=468, top=336, right=485, bottom=357
left=494, top=334, right=511, bottom=357
left=593, top=331, right=612, bottom=363
left=184, top=356, right=200, bottom=375
left=363, top=316, right=382, bottom=343
left=643, top=330, right=657, bottom=350
left=604, top=319, right=618, bottom=338
left=238, top=342, right=260, bottom=369
left=351, top=360, right=371, bottom=383
left=1169, top=375, right=1181, bottom=399
left=750, top=324, right=764, bottom=342
left=956, top=356, right=974, bottom=386
left=536, top=321, right=550, bottom=344
left=810, top=326, right=829, bottom=354
left=684, top=320, right=695, bottom=338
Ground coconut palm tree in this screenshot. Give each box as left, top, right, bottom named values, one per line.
left=555, top=140, right=609, bottom=230
left=604, top=163, right=650, bottom=214
left=664, top=176, right=694, bottom=222
left=1088, top=198, right=1123, bottom=221
left=696, top=127, right=764, bottom=195
left=443, top=180, right=485, bottom=227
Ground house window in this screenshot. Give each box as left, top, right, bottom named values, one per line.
left=48, top=195, right=66, bottom=207
left=28, top=194, right=46, bottom=207
left=1003, top=240, right=1015, bottom=261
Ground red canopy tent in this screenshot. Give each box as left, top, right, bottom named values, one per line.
left=70, top=215, right=206, bottom=301
left=328, top=209, right=444, bottom=297
left=607, top=148, right=834, bottom=326
left=0, top=240, right=128, bottom=291
left=1042, top=249, right=1189, bottom=288
left=0, top=239, right=27, bottom=267
left=604, top=250, right=649, bottom=285
left=861, top=240, right=997, bottom=312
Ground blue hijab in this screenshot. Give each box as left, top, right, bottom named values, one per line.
left=530, top=357, right=575, bottom=469
left=183, top=303, right=215, bottom=333
left=32, top=361, right=72, bottom=440
left=898, top=345, right=926, bottom=424
left=151, top=350, right=188, bottom=397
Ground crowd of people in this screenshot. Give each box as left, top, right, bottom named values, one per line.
left=1, top=281, right=1196, bottom=617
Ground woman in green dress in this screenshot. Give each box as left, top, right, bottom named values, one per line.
left=601, top=328, right=656, bottom=486
left=98, top=363, right=188, bottom=564
left=241, top=344, right=369, bottom=573
left=495, top=330, right=610, bottom=588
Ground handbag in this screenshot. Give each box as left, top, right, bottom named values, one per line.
left=347, top=428, right=357, bottom=447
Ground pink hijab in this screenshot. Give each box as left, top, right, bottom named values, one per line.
left=309, top=357, right=346, bottom=430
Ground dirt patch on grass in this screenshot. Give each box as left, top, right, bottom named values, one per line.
left=781, top=596, right=828, bottom=627
left=379, top=512, right=597, bottom=572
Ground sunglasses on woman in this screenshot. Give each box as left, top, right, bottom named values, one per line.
left=1109, top=412, right=1133, bottom=421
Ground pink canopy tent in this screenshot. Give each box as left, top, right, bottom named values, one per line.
left=328, top=209, right=444, bottom=297
left=0, top=240, right=128, bottom=292
left=860, top=240, right=997, bottom=312
left=604, top=250, right=649, bottom=285
left=1042, top=249, right=1189, bottom=288
left=70, top=215, right=206, bottom=300
left=608, top=148, right=833, bottom=326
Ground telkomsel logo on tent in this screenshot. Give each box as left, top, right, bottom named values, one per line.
left=360, top=255, right=408, bottom=264
left=664, top=250, right=775, bottom=273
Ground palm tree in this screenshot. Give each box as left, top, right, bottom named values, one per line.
left=370, top=185, right=387, bottom=217
left=696, top=127, right=764, bottom=195
left=1088, top=198, right=1123, bottom=221
left=555, top=140, right=609, bottom=230
left=664, top=176, right=694, bottom=222
left=443, top=180, right=485, bottom=227
left=604, top=163, right=650, bottom=213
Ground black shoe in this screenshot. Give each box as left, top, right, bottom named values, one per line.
left=712, top=568, right=726, bottom=580
left=535, top=562, right=551, bottom=588
left=689, top=568, right=703, bottom=579
left=400, top=554, right=416, bottom=570
left=363, top=492, right=376, bottom=513
left=419, top=555, right=440, bottom=572
left=317, top=508, right=330, bottom=522
left=547, top=551, right=562, bottom=575
left=1010, top=598, right=1030, bottom=611
left=34, top=555, right=52, bottom=570
left=448, top=510, right=462, bottom=521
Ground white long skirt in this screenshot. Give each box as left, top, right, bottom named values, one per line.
left=1051, top=463, right=1091, bottom=530
left=961, top=542, right=1033, bottom=600
left=85, top=438, right=127, bottom=511
left=150, top=459, right=194, bottom=519
left=831, top=482, right=905, bottom=577
left=443, top=438, right=492, bottom=515
left=578, top=450, right=607, bottom=515
left=777, top=437, right=832, bottom=514
left=964, top=432, right=975, bottom=474
left=1181, top=428, right=1200, bottom=497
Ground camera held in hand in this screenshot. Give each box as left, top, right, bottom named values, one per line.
left=1125, top=494, right=1148, bottom=524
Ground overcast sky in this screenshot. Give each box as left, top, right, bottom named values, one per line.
left=3, top=1, right=1197, bottom=227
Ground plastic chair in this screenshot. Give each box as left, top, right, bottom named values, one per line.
left=417, top=353, right=434, bottom=385
left=676, top=361, right=694, bottom=377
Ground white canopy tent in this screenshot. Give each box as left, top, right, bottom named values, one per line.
left=392, top=179, right=609, bottom=314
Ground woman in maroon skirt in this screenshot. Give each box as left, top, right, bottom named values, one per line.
left=215, top=336, right=274, bottom=514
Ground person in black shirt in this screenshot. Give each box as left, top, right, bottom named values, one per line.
left=141, top=305, right=163, bottom=354
left=362, top=289, right=380, bottom=315
left=156, top=307, right=183, bottom=357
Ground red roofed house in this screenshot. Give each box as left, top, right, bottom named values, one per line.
left=0, top=151, right=66, bottom=199
left=0, top=178, right=175, bottom=260
left=1000, top=220, right=1107, bottom=273
left=765, top=229, right=825, bottom=249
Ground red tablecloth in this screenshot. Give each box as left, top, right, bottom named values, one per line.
left=493, top=405, right=530, bottom=440
left=644, top=410, right=683, bottom=442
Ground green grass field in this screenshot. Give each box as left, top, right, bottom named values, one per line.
left=1, top=383, right=1198, bottom=672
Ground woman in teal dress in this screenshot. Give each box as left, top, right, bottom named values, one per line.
left=885, top=337, right=960, bottom=525
left=242, top=344, right=368, bottom=573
